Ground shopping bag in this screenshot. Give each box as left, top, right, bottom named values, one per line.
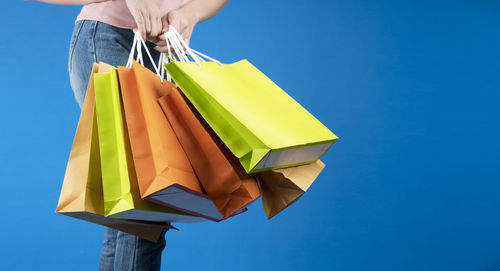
left=165, top=55, right=338, bottom=173
left=56, top=62, right=168, bottom=242
left=254, top=160, right=325, bottom=219
left=118, top=62, right=227, bottom=221
left=93, top=64, right=205, bottom=223
left=158, top=86, right=261, bottom=220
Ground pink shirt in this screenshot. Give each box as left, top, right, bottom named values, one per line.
left=76, top=0, right=190, bottom=30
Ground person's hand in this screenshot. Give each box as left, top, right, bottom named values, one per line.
left=166, top=8, right=198, bottom=48
left=150, top=0, right=229, bottom=53
left=125, top=0, right=163, bottom=41
left=153, top=9, right=198, bottom=53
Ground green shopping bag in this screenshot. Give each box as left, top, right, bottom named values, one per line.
left=165, top=53, right=338, bottom=174
left=93, top=64, right=205, bottom=223
left=56, top=62, right=170, bottom=242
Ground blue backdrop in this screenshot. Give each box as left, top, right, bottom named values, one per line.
left=1, top=0, right=499, bottom=270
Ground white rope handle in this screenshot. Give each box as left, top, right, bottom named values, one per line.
left=155, top=26, right=225, bottom=83
left=158, top=32, right=174, bottom=81
left=126, top=31, right=163, bottom=80
left=166, top=29, right=199, bottom=67
left=167, top=31, right=188, bottom=62
left=136, top=36, right=144, bottom=66
left=166, top=25, right=224, bottom=68
left=190, top=48, right=224, bottom=67
left=158, top=52, right=172, bottom=82
left=126, top=33, right=138, bottom=67
left=127, top=31, right=145, bottom=67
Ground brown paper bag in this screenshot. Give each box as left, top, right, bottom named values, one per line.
left=254, top=160, right=325, bottom=219
left=56, top=62, right=168, bottom=242
left=158, top=87, right=261, bottom=220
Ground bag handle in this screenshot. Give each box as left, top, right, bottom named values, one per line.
left=157, top=25, right=226, bottom=81
left=164, top=26, right=224, bottom=68
left=158, top=52, right=172, bottom=82
left=157, top=27, right=195, bottom=81
left=126, top=31, right=163, bottom=80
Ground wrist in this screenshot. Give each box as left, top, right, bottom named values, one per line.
left=178, top=4, right=202, bottom=26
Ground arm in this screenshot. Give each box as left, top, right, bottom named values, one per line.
left=29, top=0, right=107, bottom=5
left=154, top=0, right=229, bottom=52
left=174, top=0, right=229, bottom=25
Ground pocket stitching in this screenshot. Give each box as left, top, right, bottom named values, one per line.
left=68, top=20, right=85, bottom=73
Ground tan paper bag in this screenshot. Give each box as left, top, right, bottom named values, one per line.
left=254, top=160, right=325, bottom=219
left=55, top=62, right=168, bottom=242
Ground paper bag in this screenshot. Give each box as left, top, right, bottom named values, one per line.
left=93, top=64, right=205, bottom=223
left=56, top=62, right=168, bottom=242
left=158, top=87, right=261, bottom=220
left=254, top=160, right=325, bottom=219
left=165, top=60, right=337, bottom=173
left=118, top=62, right=220, bottom=221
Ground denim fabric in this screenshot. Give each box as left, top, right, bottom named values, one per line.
left=99, top=228, right=167, bottom=271
left=69, top=20, right=160, bottom=107
left=68, top=20, right=168, bottom=270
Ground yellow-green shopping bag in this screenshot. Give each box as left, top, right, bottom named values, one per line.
left=93, top=64, right=206, bottom=223
left=56, top=62, right=169, bottom=242
left=164, top=28, right=338, bottom=173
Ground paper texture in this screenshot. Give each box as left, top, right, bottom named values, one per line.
left=118, top=63, right=202, bottom=199
left=93, top=64, right=205, bottom=223
left=117, top=63, right=225, bottom=221
left=55, top=62, right=167, bottom=242
left=254, top=160, right=325, bottom=219
left=165, top=60, right=338, bottom=173
left=158, top=87, right=261, bottom=219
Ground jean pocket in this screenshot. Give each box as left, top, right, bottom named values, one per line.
left=68, top=20, right=85, bottom=73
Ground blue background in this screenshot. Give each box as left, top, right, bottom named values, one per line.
left=1, top=0, right=499, bottom=270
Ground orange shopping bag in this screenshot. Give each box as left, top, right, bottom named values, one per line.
left=158, top=87, right=261, bottom=219
left=56, top=62, right=168, bottom=242
left=118, top=62, right=226, bottom=221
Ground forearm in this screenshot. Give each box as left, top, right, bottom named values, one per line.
left=30, top=0, right=104, bottom=5
left=179, top=0, right=229, bottom=24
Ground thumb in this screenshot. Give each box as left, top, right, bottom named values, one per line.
left=161, top=16, right=168, bottom=34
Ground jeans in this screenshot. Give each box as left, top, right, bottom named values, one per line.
left=69, top=19, right=160, bottom=107
left=68, top=20, right=168, bottom=270
left=99, top=228, right=167, bottom=271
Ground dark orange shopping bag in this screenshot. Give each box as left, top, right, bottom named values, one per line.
left=119, top=62, right=228, bottom=221
left=158, top=87, right=261, bottom=219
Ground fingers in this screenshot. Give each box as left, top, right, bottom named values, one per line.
left=161, top=16, right=168, bottom=37
left=154, top=45, right=169, bottom=53
left=152, top=10, right=195, bottom=54
left=149, top=14, right=162, bottom=40
left=126, top=0, right=165, bottom=41
left=134, top=14, right=147, bottom=41
left=143, top=11, right=152, bottom=39
left=153, top=39, right=176, bottom=54
left=155, top=40, right=167, bottom=47
left=166, top=11, right=183, bottom=35
left=181, top=27, right=193, bottom=49
left=136, top=11, right=161, bottom=41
